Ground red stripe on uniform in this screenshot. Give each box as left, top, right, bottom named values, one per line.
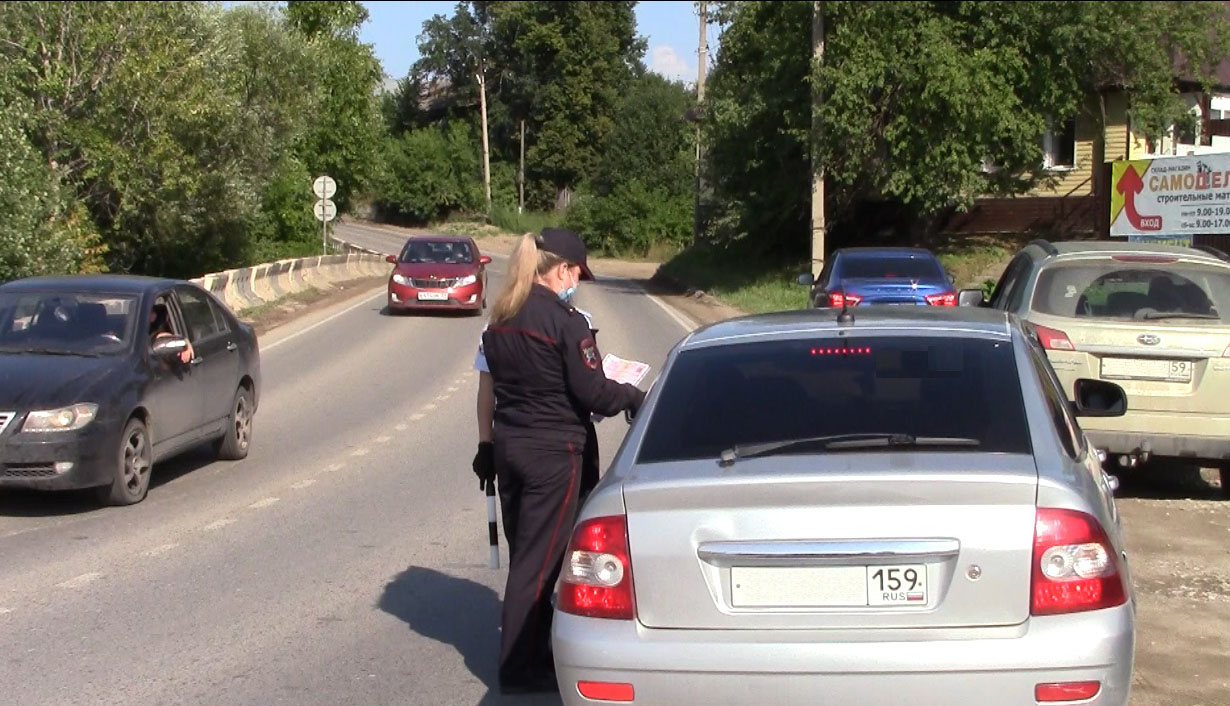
left=535, top=444, right=579, bottom=601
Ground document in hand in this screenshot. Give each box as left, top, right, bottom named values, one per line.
left=602, top=353, right=650, bottom=387
left=591, top=354, right=651, bottom=424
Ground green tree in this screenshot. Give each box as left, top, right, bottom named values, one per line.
left=704, top=0, right=1230, bottom=253
left=285, top=0, right=384, bottom=212
left=493, top=1, right=646, bottom=208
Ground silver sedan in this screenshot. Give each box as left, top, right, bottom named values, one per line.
left=552, top=306, right=1136, bottom=706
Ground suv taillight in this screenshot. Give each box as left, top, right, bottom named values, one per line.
left=925, top=292, right=957, bottom=307
left=829, top=292, right=862, bottom=308
left=1034, top=324, right=1075, bottom=352
left=558, top=515, right=635, bottom=620
left=1031, top=508, right=1127, bottom=616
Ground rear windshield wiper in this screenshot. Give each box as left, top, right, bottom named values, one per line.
left=719, top=433, right=980, bottom=466
left=1141, top=312, right=1220, bottom=321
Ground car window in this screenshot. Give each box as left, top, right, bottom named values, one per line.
left=177, top=287, right=221, bottom=342
left=638, top=335, right=1032, bottom=464
left=207, top=294, right=232, bottom=335
left=835, top=255, right=944, bottom=280
left=0, top=291, right=138, bottom=356
left=400, top=240, right=474, bottom=264
left=988, top=254, right=1030, bottom=310
left=1030, top=258, right=1230, bottom=323
left=1024, top=335, right=1082, bottom=459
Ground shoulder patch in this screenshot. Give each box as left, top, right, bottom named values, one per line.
left=579, top=337, right=600, bottom=370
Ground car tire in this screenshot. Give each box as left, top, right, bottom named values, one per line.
left=1220, top=464, right=1230, bottom=498
left=95, top=417, right=153, bottom=506
left=214, top=386, right=253, bottom=461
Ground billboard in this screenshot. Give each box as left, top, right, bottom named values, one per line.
left=1110, top=154, right=1230, bottom=237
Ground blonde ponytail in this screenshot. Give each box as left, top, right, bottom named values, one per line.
left=491, top=233, right=565, bottom=323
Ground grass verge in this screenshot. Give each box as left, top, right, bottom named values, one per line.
left=656, top=243, right=810, bottom=314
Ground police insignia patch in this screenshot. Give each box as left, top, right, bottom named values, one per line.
left=579, top=338, right=600, bottom=369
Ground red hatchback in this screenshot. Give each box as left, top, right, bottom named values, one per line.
left=386, top=236, right=491, bottom=315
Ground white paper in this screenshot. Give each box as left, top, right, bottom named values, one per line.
left=602, top=353, right=650, bottom=387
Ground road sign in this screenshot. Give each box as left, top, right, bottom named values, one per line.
left=312, top=175, right=337, bottom=200
left=314, top=198, right=337, bottom=222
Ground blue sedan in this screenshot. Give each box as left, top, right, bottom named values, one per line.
left=800, top=247, right=957, bottom=308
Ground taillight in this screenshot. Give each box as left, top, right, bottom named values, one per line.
left=828, top=292, right=863, bottom=307
left=1034, top=324, right=1075, bottom=352
left=558, top=515, right=634, bottom=620
left=925, top=292, right=957, bottom=307
left=577, top=682, right=635, bottom=702
left=1031, top=508, right=1126, bottom=616
left=1035, top=681, right=1101, bottom=702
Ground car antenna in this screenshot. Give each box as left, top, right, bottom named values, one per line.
left=837, top=286, right=854, bottom=324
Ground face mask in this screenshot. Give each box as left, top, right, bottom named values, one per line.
left=558, top=266, right=578, bottom=302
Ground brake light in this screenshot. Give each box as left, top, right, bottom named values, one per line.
left=558, top=515, right=634, bottom=620
left=1035, top=681, right=1101, bottom=702
left=925, top=292, right=957, bottom=307
left=1034, top=325, right=1075, bottom=352
left=1111, top=254, right=1178, bottom=264
left=1031, top=508, right=1126, bottom=616
left=577, top=682, right=635, bottom=702
left=828, top=292, right=862, bottom=308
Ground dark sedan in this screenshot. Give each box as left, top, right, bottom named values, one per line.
left=0, top=275, right=261, bottom=506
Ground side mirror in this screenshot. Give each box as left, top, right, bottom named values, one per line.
left=1072, top=378, right=1127, bottom=417
left=948, top=272, right=957, bottom=286
left=385, top=255, right=397, bottom=264
left=797, top=273, right=815, bottom=287
left=479, top=255, right=492, bottom=265
left=152, top=336, right=188, bottom=358
left=958, top=289, right=986, bottom=307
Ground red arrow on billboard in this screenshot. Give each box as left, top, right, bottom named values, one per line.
left=1116, top=165, right=1162, bottom=231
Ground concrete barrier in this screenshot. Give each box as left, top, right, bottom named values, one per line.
left=191, top=245, right=389, bottom=316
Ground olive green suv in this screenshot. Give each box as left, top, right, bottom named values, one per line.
left=972, top=239, right=1230, bottom=491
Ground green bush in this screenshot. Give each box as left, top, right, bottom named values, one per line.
left=565, top=180, right=691, bottom=257
left=248, top=155, right=322, bottom=262
left=489, top=204, right=563, bottom=235
left=374, top=122, right=483, bottom=224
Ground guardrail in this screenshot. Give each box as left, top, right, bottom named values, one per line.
left=190, top=238, right=389, bottom=314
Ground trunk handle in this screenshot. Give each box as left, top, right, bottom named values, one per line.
left=698, top=539, right=960, bottom=567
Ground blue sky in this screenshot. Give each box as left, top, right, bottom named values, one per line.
left=356, top=1, right=720, bottom=84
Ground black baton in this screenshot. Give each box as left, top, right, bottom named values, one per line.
left=486, top=481, right=499, bottom=569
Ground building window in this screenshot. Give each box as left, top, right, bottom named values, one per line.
left=1043, top=117, right=1077, bottom=170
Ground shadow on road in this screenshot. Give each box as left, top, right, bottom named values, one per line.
left=0, top=442, right=220, bottom=517
left=378, top=565, right=563, bottom=706
left=1111, top=459, right=1226, bottom=501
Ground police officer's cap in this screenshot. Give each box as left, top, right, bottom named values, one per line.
left=537, top=227, right=594, bottom=281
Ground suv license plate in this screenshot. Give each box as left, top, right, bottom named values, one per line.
left=1101, top=357, right=1192, bottom=383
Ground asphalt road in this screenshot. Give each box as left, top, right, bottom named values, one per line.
left=0, top=222, right=693, bottom=706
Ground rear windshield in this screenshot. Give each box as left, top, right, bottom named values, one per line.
left=399, top=240, right=474, bottom=264
left=638, top=336, right=1031, bottom=464
left=1031, top=259, right=1230, bottom=323
left=836, top=255, right=944, bottom=280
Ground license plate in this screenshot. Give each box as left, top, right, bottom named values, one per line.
left=417, top=292, right=448, bottom=301
left=731, top=564, right=928, bottom=608
left=1101, top=357, right=1192, bottom=383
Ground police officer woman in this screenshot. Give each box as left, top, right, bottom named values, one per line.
left=471, top=227, right=645, bottom=694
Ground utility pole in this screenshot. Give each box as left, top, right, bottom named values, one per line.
left=477, top=70, right=492, bottom=213
left=810, top=0, right=826, bottom=277
left=519, top=119, right=526, bottom=214
left=694, top=1, right=708, bottom=241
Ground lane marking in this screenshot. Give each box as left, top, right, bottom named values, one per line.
left=204, top=518, right=236, bottom=531
left=434, top=395, right=449, bottom=402
left=374, top=435, right=392, bottom=444
left=394, top=423, right=408, bottom=431
left=249, top=497, right=280, bottom=509
left=409, top=414, right=425, bottom=422
left=351, top=448, right=370, bottom=457
left=263, top=291, right=387, bottom=352
left=325, top=462, right=345, bottom=473
left=143, top=543, right=179, bottom=558
left=0, top=607, right=11, bottom=615
left=291, top=479, right=317, bottom=490
left=57, top=572, right=102, bottom=590
left=422, top=404, right=437, bottom=412
left=446, top=386, right=459, bottom=393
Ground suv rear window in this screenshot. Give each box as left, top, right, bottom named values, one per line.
left=1031, top=259, right=1230, bottom=323
left=638, top=336, right=1031, bottom=463
left=836, top=255, right=944, bottom=280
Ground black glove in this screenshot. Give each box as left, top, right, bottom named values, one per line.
left=472, top=441, right=495, bottom=491
left=624, top=387, right=647, bottom=423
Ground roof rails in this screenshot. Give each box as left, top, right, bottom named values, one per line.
left=1194, top=244, right=1230, bottom=263
left=1026, top=238, right=1059, bottom=257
